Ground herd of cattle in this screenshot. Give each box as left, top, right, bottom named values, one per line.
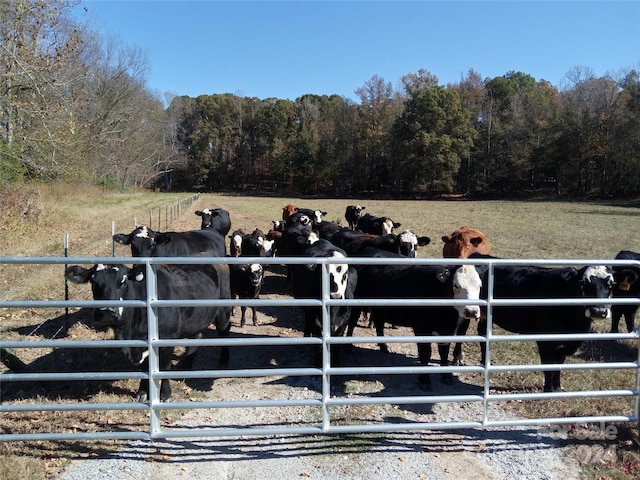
left=63, top=204, right=640, bottom=402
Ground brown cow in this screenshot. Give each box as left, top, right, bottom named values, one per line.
left=442, top=226, right=491, bottom=367
left=442, top=226, right=491, bottom=258
left=282, top=204, right=298, bottom=222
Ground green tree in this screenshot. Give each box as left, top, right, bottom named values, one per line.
left=393, top=85, right=475, bottom=196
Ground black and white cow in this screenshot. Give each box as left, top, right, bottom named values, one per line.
left=356, top=213, right=401, bottom=235
left=229, top=263, right=264, bottom=327
left=350, top=248, right=482, bottom=389
left=113, top=225, right=226, bottom=257
left=471, top=255, right=615, bottom=392
left=345, top=205, right=365, bottom=230
left=331, top=229, right=430, bottom=258
left=65, top=262, right=232, bottom=402
left=64, top=264, right=130, bottom=324
left=611, top=250, right=640, bottom=333
left=195, top=208, right=231, bottom=236
left=289, top=241, right=357, bottom=364
left=121, top=263, right=230, bottom=402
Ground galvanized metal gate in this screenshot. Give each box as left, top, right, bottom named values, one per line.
left=1, top=255, right=639, bottom=442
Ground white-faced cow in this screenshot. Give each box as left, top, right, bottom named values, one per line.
left=289, top=241, right=358, bottom=365
left=611, top=250, right=640, bottom=333
left=113, top=225, right=226, bottom=258
left=471, top=254, right=615, bottom=392
left=229, top=263, right=264, bottom=327
left=350, top=247, right=482, bottom=389
left=356, top=213, right=401, bottom=236
left=345, top=205, right=365, bottom=230
left=195, top=208, right=231, bottom=236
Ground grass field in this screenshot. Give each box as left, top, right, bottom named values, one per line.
left=1, top=183, right=640, bottom=479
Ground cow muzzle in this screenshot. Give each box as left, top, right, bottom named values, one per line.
left=463, top=306, right=481, bottom=320
left=586, top=306, right=611, bottom=319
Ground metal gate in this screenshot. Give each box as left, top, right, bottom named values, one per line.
left=1, top=255, right=639, bottom=442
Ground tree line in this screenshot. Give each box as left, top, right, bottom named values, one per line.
left=2, top=0, right=639, bottom=198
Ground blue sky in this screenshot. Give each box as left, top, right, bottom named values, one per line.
left=79, top=1, right=640, bottom=102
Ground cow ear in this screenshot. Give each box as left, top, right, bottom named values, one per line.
left=470, top=236, right=483, bottom=247
left=417, top=236, right=431, bottom=246
left=394, top=222, right=402, bottom=229
left=113, top=233, right=131, bottom=245
left=64, top=265, right=94, bottom=284
left=441, top=235, right=452, bottom=244
left=195, top=210, right=204, bottom=217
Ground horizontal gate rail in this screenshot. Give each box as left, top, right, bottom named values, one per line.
left=1, top=255, right=639, bottom=442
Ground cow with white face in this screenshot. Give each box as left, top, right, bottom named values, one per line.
left=471, top=254, right=615, bottom=392
left=349, top=247, right=483, bottom=390
left=344, top=205, right=366, bottom=230
left=289, top=241, right=357, bottom=365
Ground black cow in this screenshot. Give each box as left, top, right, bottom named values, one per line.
left=290, top=241, right=357, bottom=364
left=64, top=264, right=130, bottom=324
left=471, top=255, right=615, bottom=392
left=119, top=263, right=230, bottom=402
left=65, top=262, right=232, bottom=402
left=350, top=248, right=482, bottom=389
left=229, top=263, right=264, bottom=327
left=611, top=250, right=640, bottom=333
left=356, top=213, right=401, bottom=235
left=331, top=229, right=430, bottom=258
left=195, top=208, right=232, bottom=236
left=113, top=225, right=226, bottom=257
left=345, top=205, right=365, bottom=230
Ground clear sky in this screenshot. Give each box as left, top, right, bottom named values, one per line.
left=79, top=1, right=640, bottom=102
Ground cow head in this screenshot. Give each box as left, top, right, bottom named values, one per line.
left=450, top=264, right=483, bottom=320
left=115, top=265, right=150, bottom=365
left=249, top=263, right=264, bottom=287
left=113, top=225, right=159, bottom=257
left=65, top=264, right=130, bottom=323
left=229, top=229, right=245, bottom=257
left=381, top=218, right=401, bottom=235
left=397, top=230, right=431, bottom=258
left=442, top=226, right=491, bottom=259
left=195, top=209, right=216, bottom=229
left=580, top=265, right=615, bottom=319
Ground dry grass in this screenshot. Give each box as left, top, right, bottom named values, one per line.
left=2, top=184, right=640, bottom=478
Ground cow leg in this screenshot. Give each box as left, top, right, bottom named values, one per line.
left=240, top=306, right=247, bottom=327
left=373, top=314, right=390, bottom=354
left=537, top=342, right=564, bottom=392
left=477, top=318, right=488, bottom=365
left=437, top=341, right=453, bottom=385
left=215, top=309, right=231, bottom=368
left=416, top=342, right=432, bottom=390
left=251, top=306, right=258, bottom=326
left=610, top=307, right=623, bottom=333
left=137, top=348, right=174, bottom=402
left=346, top=307, right=361, bottom=337
left=624, top=306, right=637, bottom=332
left=452, top=316, right=470, bottom=366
